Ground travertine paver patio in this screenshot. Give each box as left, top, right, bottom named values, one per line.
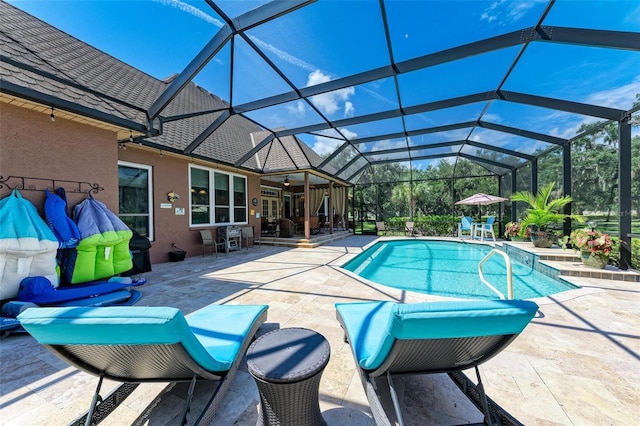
left=1, top=235, right=638, bottom=425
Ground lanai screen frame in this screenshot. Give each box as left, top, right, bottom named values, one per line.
left=5, top=1, right=636, bottom=266
left=142, top=1, right=637, bottom=268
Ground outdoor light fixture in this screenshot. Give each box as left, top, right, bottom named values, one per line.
left=283, top=176, right=290, bottom=187
left=129, top=130, right=133, bottom=142
left=588, top=221, right=597, bottom=232
left=49, top=106, right=55, bottom=121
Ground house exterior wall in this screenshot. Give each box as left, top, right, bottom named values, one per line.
left=0, top=102, right=118, bottom=216
left=1, top=102, right=263, bottom=268
left=118, top=147, right=263, bottom=263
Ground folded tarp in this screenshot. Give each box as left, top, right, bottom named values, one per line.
left=0, top=189, right=59, bottom=300
left=65, top=195, right=133, bottom=284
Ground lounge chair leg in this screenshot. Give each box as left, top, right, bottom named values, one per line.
left=178, top=376, right=198, bottom=426
left=474, top=366, right=494, bottom=426
left=85, top=374, right=104, bottom=426
left=386, top=371, right=405, bottom=426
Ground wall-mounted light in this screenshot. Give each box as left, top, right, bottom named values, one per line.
left=283, top=176, right=290, bottom=187
left=129, top=130, right=133, bottom=142
left=50, top=106, right=55, bottom=122
left=167, top=191, right=180, bottom=203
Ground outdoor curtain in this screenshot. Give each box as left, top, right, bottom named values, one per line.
left=333, top=187, right=345, bottom=217
left=309, top=189, right=325, bottom=215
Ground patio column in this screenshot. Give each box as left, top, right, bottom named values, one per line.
left=511, top=169, right=518, bottom=224
left=531, top=159, right=538, bottom=197
left=329, top=182, right=334, bottom=234
left=562, top=144, right=572, bottom=237
left=497, top=175, right=503, bottom=237
left=618, top=118, right=632, bottom=270
left=304, top=172, right=310, bottom=240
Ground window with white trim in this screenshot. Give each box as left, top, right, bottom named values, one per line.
left=118, top=161, right=153, bottom=239
left=190, top=165, right=247, bottom=226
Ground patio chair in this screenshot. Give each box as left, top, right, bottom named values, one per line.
left=18, top=303, right=269, bottom=426
left=405, top=221, right=419, bottom=237
left=335, top=299, right=539, bottom=426
left=474, top=216, right=497, bottom=241
left=457, top=216, right=475, bottom=239
left=279, top=218, right=296, bottom=237
left=309, top=216, right=321, bottom=235
left=376, top=221, right=388, bottom=236
left=319, top=214, right=330, bottom=231
left=241, top=225, right=261, bottom=249
left=199, top=229, right=225, bottom=257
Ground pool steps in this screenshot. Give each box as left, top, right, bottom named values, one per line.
left=501, top=242, right=639, bottom=283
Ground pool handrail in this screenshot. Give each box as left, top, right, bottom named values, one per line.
left=478, top=249, right=513, bottom=300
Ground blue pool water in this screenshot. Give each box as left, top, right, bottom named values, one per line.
left=342, top=240, right=577, bottom=299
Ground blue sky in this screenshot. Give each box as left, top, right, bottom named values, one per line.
left=8, top=0, right=640, bottom=156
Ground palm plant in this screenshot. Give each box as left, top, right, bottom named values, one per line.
left=511, top=183, right=584, bottom=238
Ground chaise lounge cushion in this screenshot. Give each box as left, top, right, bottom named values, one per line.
left=335, top=300, right=538, bottom=370
left=18, top=303, right=268, bottom=373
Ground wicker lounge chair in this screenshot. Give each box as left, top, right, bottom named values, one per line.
left=335, top=299, right=538, bottom=426
left=18, top=303, right=269, bottom=425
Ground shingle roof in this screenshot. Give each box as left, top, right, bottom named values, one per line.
left=0, top=1, right=328, bottom=176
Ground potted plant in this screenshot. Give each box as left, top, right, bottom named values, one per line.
left=511, top=183, right=584, bottom=248
left=569, top=227, right=614, bottom=269
left=504, top=222, right=524, bottom=241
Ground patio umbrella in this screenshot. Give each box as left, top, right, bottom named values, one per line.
left=455, top=193, right=507, bottom=222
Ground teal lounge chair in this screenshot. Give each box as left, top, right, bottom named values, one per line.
left=18, top=303, right=268, bottom=426
left=335, top=300, right=538, bottom=426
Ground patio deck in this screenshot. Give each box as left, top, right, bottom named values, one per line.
left=1, top=235, right=638, bottom=425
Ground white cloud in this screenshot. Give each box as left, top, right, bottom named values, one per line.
left=249, top=35, right=317, bottom=73
left=307, top=70, right=355, bottom=117
left=344, top=101, right=354, bottom=117
left=311, top=127, right=357, bottom=155
left=480, top=0, right=544, bottom=25
left=287, top=100, right=306, bottom=117
left=545, top=77, right=640, bottom=139
left=584, top=76, right=640, bottom=109
left=338, top=127, right=358, bottom=140
left=368, top=139, right=406, bottom=152
left=154, top=0, right=223, bottom=27
left=481, top=112, right=502, bottom=123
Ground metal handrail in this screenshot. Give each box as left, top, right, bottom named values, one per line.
left=478, top=249, right=513, bottom=300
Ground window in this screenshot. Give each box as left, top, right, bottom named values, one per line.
left=191, top=167, right=210, bottom=225
left=233, top=176, right=247, bottom=222
left=189, top=165, right=247, bottom=226
left=118, top=161, right=153, bottom=239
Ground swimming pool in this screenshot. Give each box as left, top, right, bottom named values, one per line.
left=342, top=240, right=577, bottom=299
